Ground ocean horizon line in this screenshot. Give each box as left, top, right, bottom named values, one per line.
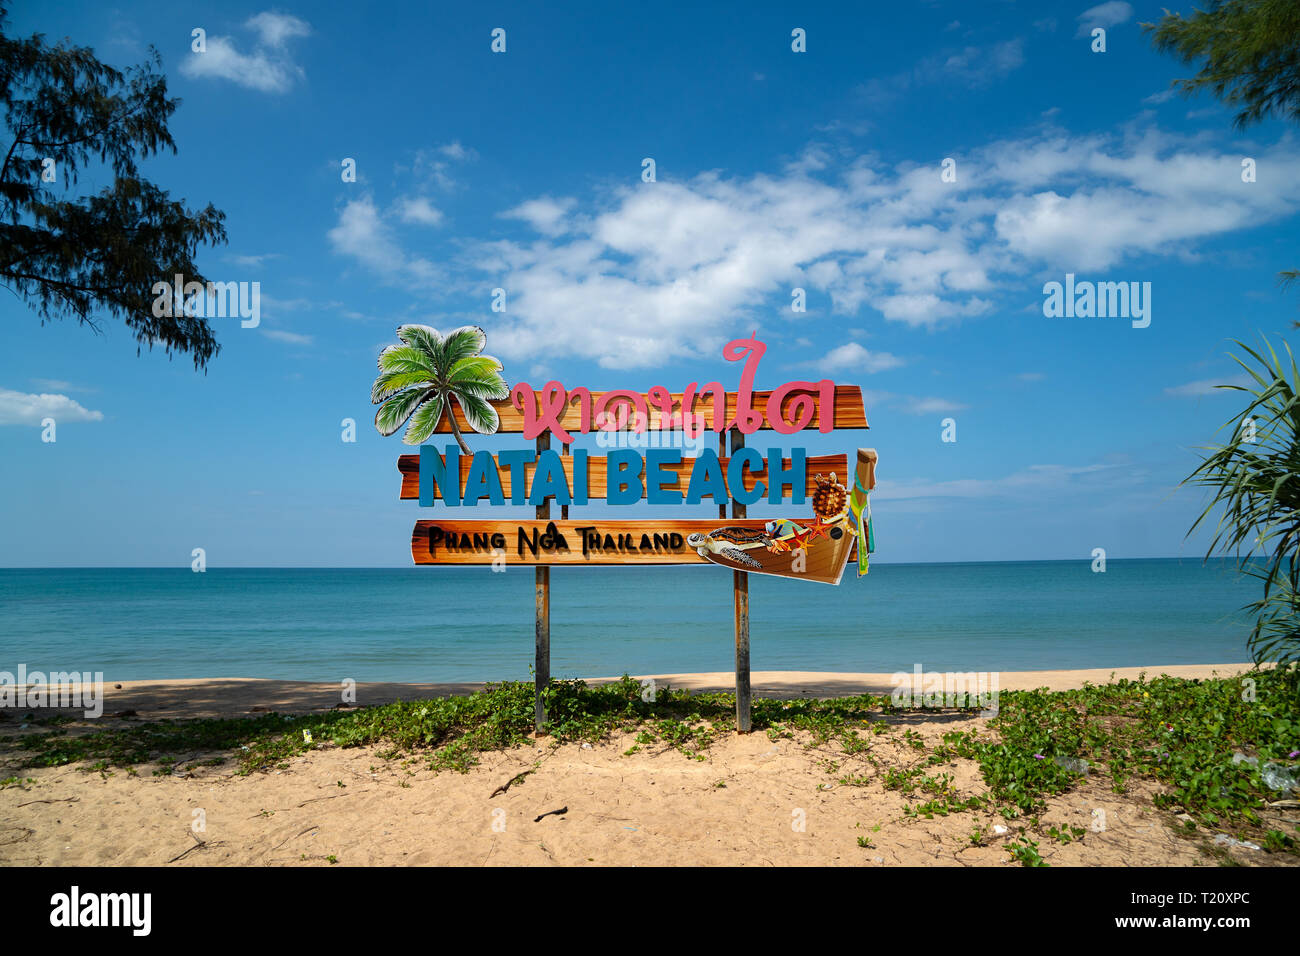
left=0, top=555, right=1245, bottom=571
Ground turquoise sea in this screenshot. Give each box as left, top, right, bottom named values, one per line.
left=0, top=560, right=1259, bottom=682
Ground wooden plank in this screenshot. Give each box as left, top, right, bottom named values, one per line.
left=430, top=385, right=868, bottom=434
left=397, top=453, right=849, bottom=501
left=410, top=519, right=772, bottom=566
left=535, top=433, right=550, bottom=733
left=731, top=428, right=752, bottom=734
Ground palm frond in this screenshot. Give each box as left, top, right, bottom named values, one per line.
left=372, top=369, right=436, bottom=405
left=1183, top=336, right=1300, bottom=666
left=403, top=393, right=447, bottom=445
left=375, top=386, right=436, bottom=438
left=395, top=325, right=446, bottom=365
left=377, top=343, right=436, bottom=377
left=455, top=391, right=501, bottom=436
left=440, top=326, right=488, bottom=366
left=448, top=356, right=509, bottom=400
left=448, top=354, right=504, bottom=378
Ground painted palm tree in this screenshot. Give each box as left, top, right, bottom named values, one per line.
left=371, top=325, right=509, bottom=452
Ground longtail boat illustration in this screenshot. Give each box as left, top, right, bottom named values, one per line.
left=687, top=447, right=877, bottom=585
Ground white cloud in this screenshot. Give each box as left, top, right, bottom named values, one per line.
left=930, top=39, right=1025, bottom=86
left=30, top=378, right=94, bottom=392
left=397, top=197, right=444, bottom=226
left=246, top=11, right=311, bottom=47
left=453, top=173, right=1001, bottom=367
left=1143, top=89, right=1177, bottom=105
left=859, top=39, right=1027, bottom=105
left=402, top=143, right=478, bottom=191
left=228, top=253, right=281, bottom=268
left=327, top=197, right=439, bottom=286
left=987, top=132, right=1298, bottom=269
left=1164, top=375, right=1253, bottom=397
left=502, top=197, right=575, bottom=236
left=902, top=396, right=968, bottom=415
left=1076, top=2, right=1133, bottom=36
left=0, top=388, right=104, bottom=426
left=328, top=127, right=1300, bottom=369
left=180, top=12, right=311, bottom=93
left=812, top=342, right=904, bottom=374
left=259, top=294, right=314, bottom=311
left=439, top=141, right=475, bottom=161
left=261, top=329, right=313, bottom=345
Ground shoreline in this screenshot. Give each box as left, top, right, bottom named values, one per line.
left=7, top=663, right=1260, bottom=720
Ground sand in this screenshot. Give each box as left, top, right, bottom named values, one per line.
left=0, top=664, right=1284, bottom=867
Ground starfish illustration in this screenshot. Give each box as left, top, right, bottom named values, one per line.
left=802, top=519, right=834, bottom=545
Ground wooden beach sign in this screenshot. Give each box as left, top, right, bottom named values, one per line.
left=373, top=328, right=877, bottom=733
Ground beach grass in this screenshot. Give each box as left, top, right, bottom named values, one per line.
left=4, top=668, right=1297, bottom=862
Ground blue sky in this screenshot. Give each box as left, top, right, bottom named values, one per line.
left=2, top=0, right=1297, bottom=567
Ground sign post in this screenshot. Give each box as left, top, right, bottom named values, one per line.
left=535, top=430, right=550, bottom=733
left=378, top=328, right=876, bottom=736
left=731, top=426, right=751, bottom=732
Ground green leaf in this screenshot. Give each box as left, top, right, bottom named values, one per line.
left=447, top=359, right=509, bottom=400
left=403, top=393, right=447, bottom=445
left=375, top=387, right=435, bottom=438
left=454, top=392, right=500, bottom=436
left=440, top=326, right=488, bottom=366
left=377, top=344, right=436, bottom=377
left=395, top=325, right=444, bottom=361
left=372, top=369, right=435, bottom=405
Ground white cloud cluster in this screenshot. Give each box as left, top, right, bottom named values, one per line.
left=262, top=329, right=313, bottom=345
left=246, top=11, right=311, bottom=47
left=180, top=12, right=311, bottom=93
left=502, top=197, right=576, bottom=236
left=400, top=142, right=479, bottom=192
left=397, top=197, right=444, bottom=227
left=0, top=388, right=104, bottom=426
left=1076, top=2, right=1133, bottom=37
left=929, top=39, right=1025, bottom=86
left=859, top=38, right=1028, bottom=104
left=327, top=197, right=440, bottom=286
left=329, top=128, right=1300, bottom=369
left=812, top=342, right=904, bottom=374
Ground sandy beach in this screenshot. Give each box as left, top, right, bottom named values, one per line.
left=1, top=664, right=1290, bottom=868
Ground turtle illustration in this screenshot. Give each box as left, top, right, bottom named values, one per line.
left=687, top=527, right=770, bottom=569
left=811, top=472, right=848, bottom=520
